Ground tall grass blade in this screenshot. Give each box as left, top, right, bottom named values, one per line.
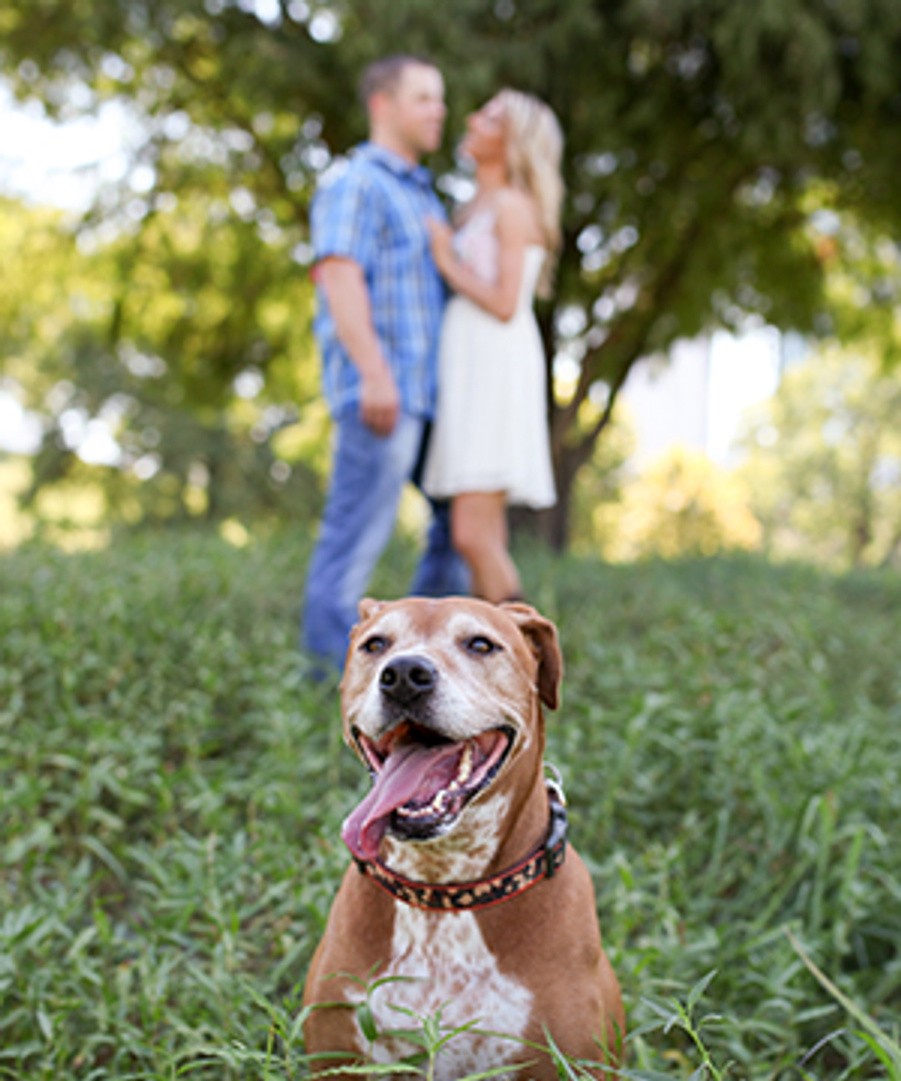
left=787, top=929, right=901, bottom=1073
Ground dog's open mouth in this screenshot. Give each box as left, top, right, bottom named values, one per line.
left=341, top=723, right=513, bottom=862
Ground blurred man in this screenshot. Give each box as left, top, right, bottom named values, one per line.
left=302, top=55, right=468, bottom=674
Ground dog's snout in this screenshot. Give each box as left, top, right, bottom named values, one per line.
left=379, top=654, right=438, bottom=704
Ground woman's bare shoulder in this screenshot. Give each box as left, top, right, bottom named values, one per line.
left=495, top=186, right=534, bottom=216
left=495, top=187, right=542, bottom=243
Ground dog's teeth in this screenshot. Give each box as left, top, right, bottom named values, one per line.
left=457, top=743, right=474, bottom=784
left=398, top=788, right=452, bottom=820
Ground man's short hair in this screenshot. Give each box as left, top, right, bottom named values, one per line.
left=359, top=54, right=436, bottom=107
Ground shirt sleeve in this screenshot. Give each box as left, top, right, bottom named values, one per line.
left=311, top=165, right=379, bottom=272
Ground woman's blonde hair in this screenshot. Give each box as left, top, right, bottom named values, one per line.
left=495, top=89, right=565, bottom=297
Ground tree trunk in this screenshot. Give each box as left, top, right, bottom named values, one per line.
left=509, top=363, right=631, bottom=552
left=513, top=173, right=746, bottom=553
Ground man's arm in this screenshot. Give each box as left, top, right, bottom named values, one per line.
left=316, top=257, right=399, bottom=437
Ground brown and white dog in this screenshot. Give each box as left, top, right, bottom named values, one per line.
left=303, top=597, right=624, bottom=1080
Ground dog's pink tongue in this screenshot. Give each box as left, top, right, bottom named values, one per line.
left=341, top=742, right=459, bottom=862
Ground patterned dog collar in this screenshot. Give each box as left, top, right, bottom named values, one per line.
left=354, top=772, right=568, bottom=912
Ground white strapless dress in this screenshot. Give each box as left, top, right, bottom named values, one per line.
left=422, top=209, right=557, bottom=509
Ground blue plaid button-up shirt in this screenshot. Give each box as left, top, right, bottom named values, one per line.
left=311, top=142, right=448, bottom=420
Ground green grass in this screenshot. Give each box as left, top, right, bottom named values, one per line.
left=1, top=531, right=899, bottom=1079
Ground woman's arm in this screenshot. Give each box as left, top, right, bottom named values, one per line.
left=428, top=191, right=537, bottom=322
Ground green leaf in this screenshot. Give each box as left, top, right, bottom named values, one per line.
left=356, top=1001, right=379, bottom=1044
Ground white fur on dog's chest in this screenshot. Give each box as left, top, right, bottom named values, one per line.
left=365, top=903, right=533, bottom=1081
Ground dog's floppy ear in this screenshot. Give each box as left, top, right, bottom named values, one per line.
left=357, top=598, right=385, bottom=622
left=501, top=603, right=563, bottom=711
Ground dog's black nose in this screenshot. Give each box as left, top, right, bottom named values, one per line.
left=379, top=654, right=438, bottom=705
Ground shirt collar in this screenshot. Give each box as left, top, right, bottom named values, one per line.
left=357, top=141, right=434, bottom=188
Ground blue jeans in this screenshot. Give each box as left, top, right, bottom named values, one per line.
left=302, top=410, right=469, bottom=672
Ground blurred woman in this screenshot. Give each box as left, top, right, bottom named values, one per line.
left=423, top=89, right=564, bottom=603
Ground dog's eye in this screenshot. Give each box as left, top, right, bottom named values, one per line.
left=360, top=635, right=390, bottom=655
left=465, top=635, right=498, bottom=656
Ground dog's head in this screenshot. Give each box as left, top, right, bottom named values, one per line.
left=338, top=596, right=562, bottom=863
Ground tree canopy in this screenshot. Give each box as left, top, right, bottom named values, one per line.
left=3, top=0, right=901, bottom=543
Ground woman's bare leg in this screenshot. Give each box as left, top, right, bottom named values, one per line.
left=451, top=491, right=522, bottom=603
